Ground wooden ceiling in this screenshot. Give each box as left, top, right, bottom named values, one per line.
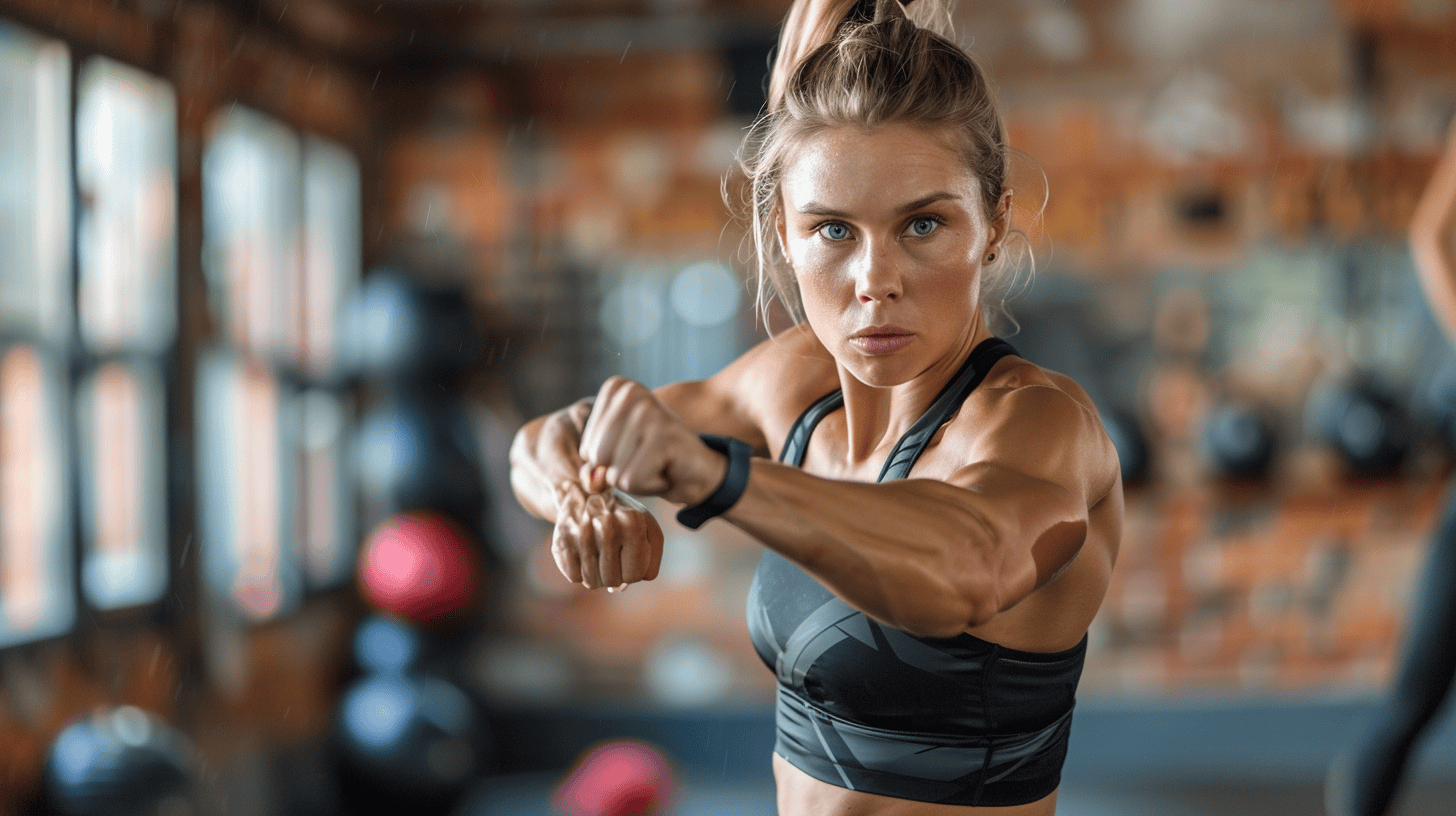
left=231, top=0, right=788, bottom=67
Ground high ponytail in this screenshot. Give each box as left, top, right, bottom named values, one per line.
left=767, top=0, right=953, bottom=112
left=767, top=0, right=863, bottom=113
left=738, top=0, right=1033, bottom=331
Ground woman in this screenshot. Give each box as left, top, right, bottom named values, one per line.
left=510, top=0, right=1122, bottom=812
left=1326, top=120, right=1456, bottom=816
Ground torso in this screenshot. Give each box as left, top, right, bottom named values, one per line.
left=736, top=325, right=1120, bottom=816
left=774, top=754, right=1059, bottom=816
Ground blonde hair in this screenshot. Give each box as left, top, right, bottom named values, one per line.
left=738, top=0, right=1035, bottom=331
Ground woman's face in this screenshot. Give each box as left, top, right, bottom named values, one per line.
left=777, top=124, right=1009, bottom=388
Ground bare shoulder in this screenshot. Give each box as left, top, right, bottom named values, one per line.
left=657, top=323, right=840, bottom=457
left=733, top=324, right=842, bottom=454
left=956, top=356, right=1118, bottom=502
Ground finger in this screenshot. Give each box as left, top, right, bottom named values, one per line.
left=593, top=511, right=624, bottom=589
left=560, top=493, right=604, bottom=590
left=616, top=510, right=650, bottom=585
left=575, top=526, right=599, bottom=590
left=645, top=515, right=665, bottom=581
left=555, top=477, right=588, bottom=519
left=551, top=521, right=582, bottom=584
left=580, top=377, right=630, bottom=466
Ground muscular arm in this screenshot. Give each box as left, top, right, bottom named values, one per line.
left=1412, top=123, right=1456, bottom=343
left=722, top=385, right=1114, bottom=639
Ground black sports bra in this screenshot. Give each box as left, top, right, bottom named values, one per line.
left=746, top=337, right=1088, bottom=807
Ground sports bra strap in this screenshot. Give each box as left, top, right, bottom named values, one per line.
left=777, top=337, right=1019, bottom=481
left=878, top=337, right=1016, bottom=481
left=780, top=390, right=846, bottom=469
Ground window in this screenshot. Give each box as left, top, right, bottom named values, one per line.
left=74, top=55, right=176, bottom=610
left=0, top=22, right=72, bottom=648
left=200, top=105, right=359, bottom=620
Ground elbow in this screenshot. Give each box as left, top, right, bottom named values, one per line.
left=1410, top=204, right=1456, bottom=255
left=892, top=586, right=999, bottom=639
left=904, top=507, right=1024, bottom=638
left=892, top=547, right=1005, bottom=639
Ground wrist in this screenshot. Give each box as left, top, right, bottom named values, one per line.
left=686, top=446, right=730, bottom=507
left=676, top=435, right=753, bottom=530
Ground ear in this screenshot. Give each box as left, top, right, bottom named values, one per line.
left=987, top=190, right=1013, bottom=251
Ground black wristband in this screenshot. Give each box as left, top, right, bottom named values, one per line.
left=676, top=435, right=753, bottom=530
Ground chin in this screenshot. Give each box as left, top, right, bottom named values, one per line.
left=839, top=351, right=920, bottom=388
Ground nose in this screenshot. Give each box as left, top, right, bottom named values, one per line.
left=854, top=240, right=902, bottom=304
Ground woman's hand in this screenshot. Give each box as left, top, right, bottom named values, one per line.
left=551, top=481, right=664, bottom=590
left=510, top=395, right=668, bottom=590
left=509, top=398, right=596, bottom=522
left=578, top=376, right=729, bottom=507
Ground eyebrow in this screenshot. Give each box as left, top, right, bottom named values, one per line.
left=796, top=191, right=961, bottom=218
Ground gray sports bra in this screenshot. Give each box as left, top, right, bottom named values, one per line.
left=746, top=337, right=1087, bottom=807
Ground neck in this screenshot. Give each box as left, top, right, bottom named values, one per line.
left=836, top=323, right=993, bottom=464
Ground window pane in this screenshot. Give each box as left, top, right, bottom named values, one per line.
left=0, top=24, right=70, bottom=340
left=0, top=345, right=73, bottom=647
left=292, top=389, right=353, bottom=587
left=77, top=57, right=177, bottom=353
left=77, top=362, right=167, bottom=610
left=202, top=106, right=302, bottom=360
left=301, top=136, right=360, bottom=374
left=197, top=350, right=299, bottom=620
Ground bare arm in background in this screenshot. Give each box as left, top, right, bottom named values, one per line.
left=1411, top=122, right=1456, bottom=343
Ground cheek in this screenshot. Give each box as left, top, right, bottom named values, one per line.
left=793, top=267, right=851, bottom=334
left=792, top=254, right=848, bottom=301
left=920, top=264, right=982, bottom=315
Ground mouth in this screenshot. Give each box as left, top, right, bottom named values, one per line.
left=849, top=326, right=914, bottom=355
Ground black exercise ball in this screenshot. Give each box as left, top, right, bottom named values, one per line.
left=332, top=675, right=489, bottom=816
left=1312, top=381, right=1412, bottom=476
left=1100, top=409, right=1150, bottom=484
left=1414, top=361, right=1456, bottom=453
left=44, top=706, right=194, bottom=816
left=352, top=398, right=485, bottom=522
left=340, top=272, right=480, bottom=381
left=1204, top=404, right=1277, bottom=479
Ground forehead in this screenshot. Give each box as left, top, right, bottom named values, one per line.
left=780, top=124, right=979, bottom=210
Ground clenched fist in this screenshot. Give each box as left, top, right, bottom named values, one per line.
left=577, top=377, right=727, bottom=506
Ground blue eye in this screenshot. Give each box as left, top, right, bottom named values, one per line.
left=819, top=223, right=850, bottom=241
left=908, top=217, right=939, bottom=237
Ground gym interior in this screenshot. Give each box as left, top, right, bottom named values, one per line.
left=0, top=0, right=1455, bottom=814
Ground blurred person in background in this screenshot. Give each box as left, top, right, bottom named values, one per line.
left=510, top=0, right=1122, bottom=813
left=1327, top=120, right=1456, bottom=816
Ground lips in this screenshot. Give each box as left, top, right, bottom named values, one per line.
left=849, top=326, right=914, bottom=355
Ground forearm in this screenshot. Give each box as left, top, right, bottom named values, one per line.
left=721, top=460, right=1039, bottom=638
left=509, top=399, right=592, bottom=521
left=1411, top=135, right=1456, bottom=343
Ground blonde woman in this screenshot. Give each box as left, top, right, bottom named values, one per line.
left=511, top=0, right=1122, bottom=812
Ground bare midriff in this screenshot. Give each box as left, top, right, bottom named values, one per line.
left=773, top=754, right=1059, bottom=816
